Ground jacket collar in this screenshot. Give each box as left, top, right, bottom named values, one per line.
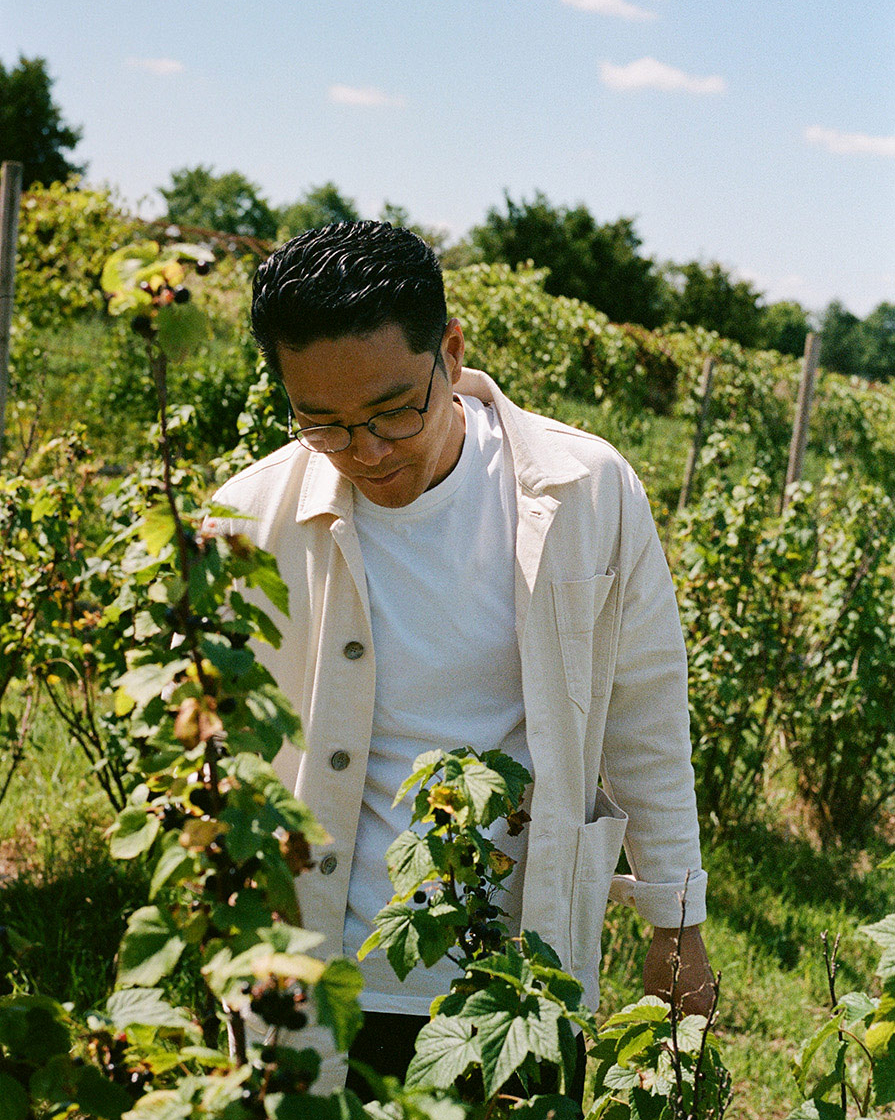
left=294, top=367, right=589, bottom=522
left=455, top=369, right=590, bottom=494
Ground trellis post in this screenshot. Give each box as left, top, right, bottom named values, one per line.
left=0, top=160, right=24, bottom=459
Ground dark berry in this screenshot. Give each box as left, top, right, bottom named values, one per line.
left=285, top=1009, right=308, bottom=1031
left=139, top=280, right=152, bottom=293
left=218, top=696, right=236, bottom=714
left=173, top=286, right=190, bottom=304
left=413, top=890, right=426, bottom=905
left=196, top=260, right=212, bottom=276
left=433, top=809, right=451, bottom=827
left=131, top=314, right=154, bottom=338
left=459, top=850, right=474, bottom=867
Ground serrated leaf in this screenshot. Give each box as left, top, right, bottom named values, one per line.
left=837, top=990, right=877, bottom=1029
left=862, top=915, right=895, bottom=979
left=674, top=1014, right=708, bottom=1054
left=459, top=761, right=507, bottom=824
left=385, top=830, right=439, bottom=898
left=156, top=301, right=208, bottom=362
left=369, top=904, right=419, bottom=981
left=393, top=750, right=446, bottom=808
left=105, top=988, right=195, bottom=1031
left=405, top=1016, right=480, bottom=1089
left=109, top=806, right=160, bottom=860
left=117, top=906, right=186, bottom=988
left=603, top=1063, right=639, bottom=1090
left=101, top=242, right=160, bottom=294
left=602, top=996, right=670, bottom=1030
left=315, top=958, right=364, bottom=1051
left=115, top=658, right=191, bottom=708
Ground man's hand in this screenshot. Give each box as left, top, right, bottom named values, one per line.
left=642, top=924, right=715, bottom=1018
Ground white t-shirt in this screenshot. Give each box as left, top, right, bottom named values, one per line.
left=344, top=395, right=532, bottom=1014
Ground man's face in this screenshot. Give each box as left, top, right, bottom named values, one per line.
left=277, top=320, right=467, bottom=508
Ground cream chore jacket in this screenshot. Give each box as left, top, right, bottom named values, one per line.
left=210, top=368, right=707, bottom=1032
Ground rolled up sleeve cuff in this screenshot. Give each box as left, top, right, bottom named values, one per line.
left=608, top=868, right=707, bottom=927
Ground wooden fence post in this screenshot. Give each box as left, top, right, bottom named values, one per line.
left=677, top=355, right=716, bottom=514
left=781, top=331, right=822, bottom=511
left=0, top=160, right=24, bottom=459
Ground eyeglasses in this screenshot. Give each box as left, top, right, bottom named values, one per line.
left=287, top=345, right=443, bottom=454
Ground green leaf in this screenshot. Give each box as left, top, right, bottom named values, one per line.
left=0, top=995, right=71, bottom=1063
left=117, top=906, right=186, bottom=987
left=244, top=551, right=289, bottom=616
left=459, top=761, right=506, bottom=825
left=392, top=750, right=446, bottom=808
left=674, top=1014, right=708, bottom=1054
left=115, top=658, right=191, bottom=708
left=862, top=915, right=895, bottom=979
left=603, top=1064, right=639, bottom=1090
left=149, top=840, right=197, bottom=899
left=784, top=1102, right=845, bottom=1120
left=837, top=990, right=877, bottom=1029
left=105, top=988, right=196, bottom=1031
left=511, top=1095, right=580, bottom=1120
left=0, top=1072, right=28, bottom=1120
left=315, top=958, right=364, bottom=1051
left=405, top=1016, right=480, bottom=1089
left=385, top=830, right=438, bottom=898
left=481, top=750, right=532, bottom=807
left=461, top=985, right=561, bottom=1096
left=156, top=301, right=208, bottom=362
left=793, top=1014, right=844, bottom=1096
left=618, top=1026, right=654, bottom=1065
left=139, top=505, right=176, bottom=556
left=101, top=242, right=160, bottom=294
left=74, top=1065, right=134, bottom=1120
left=601, top=997, right=670, bottom=1030
left=873, top=1048, right=895, bottom=1104
left=109, top=806, right=160, bottom=860
left=265, top=1088, right=366, bottom=1120
left=521, top=929, right=563, bottom=970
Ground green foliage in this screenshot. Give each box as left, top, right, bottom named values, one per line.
left=469, top=191, right=668, bottom=327
left=15, top=180, right=135, bottom=327
left=662, top=261, right=765, bottom=349
left=0, top=56, right=84, bottom=188
left=159, top=165, right=279, bottom=240
left=674, top=465, right=895, bottom=837
left=278, top=182, right=361, bottom=239
left=757, top=300, right=813, bottom=359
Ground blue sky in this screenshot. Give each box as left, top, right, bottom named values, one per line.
left=3, top=0, right=893, bottom=317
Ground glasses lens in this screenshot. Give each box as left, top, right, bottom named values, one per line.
left=298, top=425, right=351, bottom=453
left=368, top=408, right=424, bottom=441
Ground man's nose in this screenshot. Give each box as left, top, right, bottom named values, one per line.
left=350, top=426, right=393, bottom=466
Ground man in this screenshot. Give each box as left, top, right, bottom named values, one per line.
left=212, top=220, right=712, bottom=1093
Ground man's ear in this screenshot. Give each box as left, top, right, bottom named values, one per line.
left=442, top=318, right=465, bottom=384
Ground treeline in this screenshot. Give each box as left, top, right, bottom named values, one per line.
left=3, top=55, right=891, bottom=380
left=152, top=169, right=893, bottom=382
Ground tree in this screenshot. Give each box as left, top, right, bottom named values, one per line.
left=0, top=56, right=84, bottom=188
left=470, top=191, right=668, bottom=327
left=858, top=302, right=895, bottom=381
left=819, top=300, right=862, bottom=378
left=757, top=300, right=813, bottom=357
left=664, top=260, right=765, bottom=347
left=158, top=165, right=278, bottom=240
left=277, top=181, right=360, bottom=238
left=378, top=201, right=449, bottom=255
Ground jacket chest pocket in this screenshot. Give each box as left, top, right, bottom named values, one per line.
left=551, top=570, right=618, bottom=712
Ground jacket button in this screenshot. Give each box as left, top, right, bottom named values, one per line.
left=330, top=750, right=350, bottom=771
left=343, top=641, right=365, bottom=660
left=320, top=854, right=338, bottom=875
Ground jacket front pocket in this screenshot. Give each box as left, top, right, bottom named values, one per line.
left=569, top=788, right=628, bottom=972
left=552, top=571, right=617, bottom=712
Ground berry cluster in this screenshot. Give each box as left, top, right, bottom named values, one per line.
left=249, top=977, right=308, bottom=1031
left=87, top=1031, right=150, bottom=1098
left=130, top=256, right=212, bottom=338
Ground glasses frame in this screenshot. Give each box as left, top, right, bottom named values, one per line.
left=287, top=343, right=443, bottom=454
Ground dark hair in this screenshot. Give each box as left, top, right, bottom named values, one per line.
left=251, top=220, right=447, bottom=376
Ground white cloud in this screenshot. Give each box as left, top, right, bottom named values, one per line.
left=328, top=84, right=405, bottom=109
left=600, top=57, right=726, bottom=94
left=561, top=0, right=657, bottom=20
left=805, top=126, right=895, bottom=158
left=126, top=57, right=184, bottom=76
